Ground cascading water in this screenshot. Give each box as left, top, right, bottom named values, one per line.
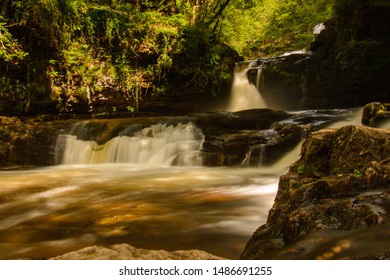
left=56, top=122, right=204, bottom=166
left=256, top=61, right=265, bottom=90
left=227, top=61, right=266, bottom=112
left=0, top=104, right=375, bottom=260
left=240, top=108, right=365, bottom=170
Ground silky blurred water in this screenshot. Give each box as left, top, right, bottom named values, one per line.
left=0, top=164, right=278, bottom=259
left=0, top=107, right=373, bottom=259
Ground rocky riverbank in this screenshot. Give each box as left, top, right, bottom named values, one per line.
left=241, top=125, right=390, bottom=259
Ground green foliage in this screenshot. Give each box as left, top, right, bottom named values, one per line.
left=0, top=0, right=354, bottom=115
left=0, top=18, right=28, bottom=63
left=1, top=0, right=191, bottom=114
left=353, top=169, right=363, bottom=177
left=174, top=25, right=236, bottom=95
left=219, top=0, right=335, bottom=57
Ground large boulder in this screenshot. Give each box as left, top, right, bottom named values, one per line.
left=241, top=125, right=390, bottom=259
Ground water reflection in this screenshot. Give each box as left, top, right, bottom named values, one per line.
left=0, top=165, right=277, bottom=259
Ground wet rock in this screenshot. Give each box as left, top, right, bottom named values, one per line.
left=193, top=109, right=299, bottom=166
left=250, top=53, right=311, bottom=111
left=190, top=109, right=288, bottom=166
left=51, top=243, right=226, bottom=260
left=192, top=109, right=291, bottom=131
left=362, top=102, right=390, bottom=127
left=0, top=116, right=75, bottom=167
left=241, top=125, right=390, bottom=259
left=198, top=108, right=357, bottom=166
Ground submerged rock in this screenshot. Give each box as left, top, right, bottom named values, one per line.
left=241, top=125, right=390, bottom=259
left=51, top=243, right=226, bottom=260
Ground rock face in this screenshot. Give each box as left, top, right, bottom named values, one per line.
left=241, top=125, right=390, bottom=259
left=51, top=243, right=225, bottom=260
left=303, top=0, right=390, bottom=108
left=0, top=116, right=75, bottom=167
left=246, top=53, right=311, bottom=111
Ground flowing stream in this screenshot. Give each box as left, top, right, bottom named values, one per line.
left=0, top=106, right=368, bottom=260
left=0, top=164, right=278, bottom=260
left=0, top=120, right=284, bottom=260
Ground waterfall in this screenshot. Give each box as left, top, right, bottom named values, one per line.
left=227, top=61, right=266, bottom=112
left=56, top=122, right=205, bottom=166
left=256, top=62, right=264, bottom=90
left=241, top=144, right=266, bottom=167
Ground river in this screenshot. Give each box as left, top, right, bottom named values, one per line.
left=0, top=163, right=279, bottom=259
left=0, top=61, right=373, bottom=260
left=0, top=108, right=365, bottom=260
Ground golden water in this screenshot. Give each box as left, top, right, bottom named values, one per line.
left=227, top=62, right=266, bottom=112
left=0, top=165, right=278, bottom=259
left=0, top=108, right=374, bottom=260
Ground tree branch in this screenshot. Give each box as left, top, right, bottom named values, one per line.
left=206, top=0, right=231, bottom=27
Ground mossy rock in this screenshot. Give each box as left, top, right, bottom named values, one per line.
left=362, top=102, right=390, bottom=127
left=241, top=125, right=390, bottom=260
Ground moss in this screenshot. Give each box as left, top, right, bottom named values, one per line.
left=362, top=103, right=390, bottom=127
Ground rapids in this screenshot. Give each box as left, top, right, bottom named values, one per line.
left=0, top=165, right=278, bottom=259
left=0, top=104, right=375, bottom=260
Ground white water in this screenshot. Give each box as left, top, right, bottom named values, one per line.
left=57, top=122, right=204, bottom=166
left=241, top=108, right=367, bottom=169
left=313, top=23, right=326, bottom=35
left=227, top=61, right=266, bottom=112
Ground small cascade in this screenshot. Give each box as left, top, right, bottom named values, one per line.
left=242, top=141, right=303, bottom=175
left=227, top=61, right=266, bottom=112
left=240, top=128, right=301, bottom=174
left=56, top=122, right=205, bottom=166
left=325, top=107, right=364, bottom=128
left=240, top=108, right=366, bottom=173
left=256, top=61, right=265, bottom=90
left=241, top=144, right=266, bottom=167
